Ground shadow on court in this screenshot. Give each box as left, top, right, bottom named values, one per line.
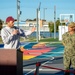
left=23, top=71, right=74, bottom=75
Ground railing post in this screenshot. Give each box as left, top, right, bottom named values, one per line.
left=34, top=62, right=41, bottom=75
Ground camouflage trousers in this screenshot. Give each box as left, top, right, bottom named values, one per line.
left=63, top=54, right=75, bottom=70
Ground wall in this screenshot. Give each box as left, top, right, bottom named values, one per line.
left=59, top=26, right=68, bottom=41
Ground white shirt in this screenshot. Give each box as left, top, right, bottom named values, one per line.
left=1, top=26, right=32, bottom=49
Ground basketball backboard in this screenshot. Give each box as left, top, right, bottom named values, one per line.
left=60, top=14, right=74, bottom=25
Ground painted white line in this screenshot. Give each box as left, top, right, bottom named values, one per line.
left=23, top=69, right=42, bottom=71
left=24, top=57, right=55, bottom=75
left=24, top=68, right=35, bottom=75
left=24, top=60, right=50, bottom=75
left=23, top=68, right=59, bottom=71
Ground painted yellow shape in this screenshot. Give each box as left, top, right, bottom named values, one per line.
left=38, top=42, right=46, bottom=44
left=33, top=43, right=45, bottom=46
left=23, top=55, right=36, bottom=60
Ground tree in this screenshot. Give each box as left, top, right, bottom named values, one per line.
left=0, top=19, right=3, bottom=30
left=33, top=18, right=36, bottom=21
left=55, top=18, right=65, bottom=32
left=48, top=18, right=61, bottom=37
left=26, top=19, right=32, bottom=21
left=55, top=18, right=60, bottom=32
left=48, top=21, right=54, bottom=37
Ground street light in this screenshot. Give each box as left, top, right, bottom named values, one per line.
left=17, top=0, right=20, bottom=28
left=54, top=5, right=56, bottom=39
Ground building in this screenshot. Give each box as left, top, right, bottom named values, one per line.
left=3, top=19, right=49, bottom=31
left=24, top=19, right=49, bottom=31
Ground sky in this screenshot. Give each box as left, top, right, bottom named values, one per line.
left=0, top=0, right=75, bottom=22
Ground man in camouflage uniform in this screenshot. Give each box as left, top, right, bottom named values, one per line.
left=62, top=22, right=75, bottom=75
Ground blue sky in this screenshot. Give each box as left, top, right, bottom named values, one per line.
left=0, top=0, right=75, bottom=22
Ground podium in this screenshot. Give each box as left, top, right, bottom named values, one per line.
left=0, top=49, right=23, bottom=75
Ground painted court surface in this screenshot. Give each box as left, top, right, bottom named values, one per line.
left=23, top=42, right=68, bottom=75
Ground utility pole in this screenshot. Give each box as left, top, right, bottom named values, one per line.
left=36, top=9, right=39, bottom=42
left=17, top=0, right=20, bottom=28
left=54, top=5, right=56, bottom=39
left=38, top=2, right=41, bottom=40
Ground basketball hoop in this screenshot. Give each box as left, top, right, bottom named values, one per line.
left=60, top=14, right=74, bottom=24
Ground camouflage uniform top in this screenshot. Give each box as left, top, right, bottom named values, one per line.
left=62, top=32, right=75, bottom=56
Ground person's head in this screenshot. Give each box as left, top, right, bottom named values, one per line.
left=6, top=16, right=16, bottom=28
left=68, top=22, right=75, bottom=32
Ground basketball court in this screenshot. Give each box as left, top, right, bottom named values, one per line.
left=23, top=42, right=66, bottom=75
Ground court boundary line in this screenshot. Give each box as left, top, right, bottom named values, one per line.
left=24, top=60, right=50, bottom=75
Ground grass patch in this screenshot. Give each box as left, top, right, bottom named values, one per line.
left=0, top=37, right=3, bottom=44
left=0, top=36, right=62, bottom=44
left=39, top=37, right=59, bottom=42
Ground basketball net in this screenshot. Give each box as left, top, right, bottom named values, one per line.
left=65, top=19, right=69, bottom=26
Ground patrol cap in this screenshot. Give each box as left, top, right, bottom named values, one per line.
left=68, top=22, right=75, bottom=28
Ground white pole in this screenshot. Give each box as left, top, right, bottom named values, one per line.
left=36, top=9, right=39, bottom=42
left=38, top=2, right=41, bottom=40
left=54, top=5, right=56, bottom=39
left=38, top=10, right=40, bottom=40
left=17, top=0, right=20, bottom=28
